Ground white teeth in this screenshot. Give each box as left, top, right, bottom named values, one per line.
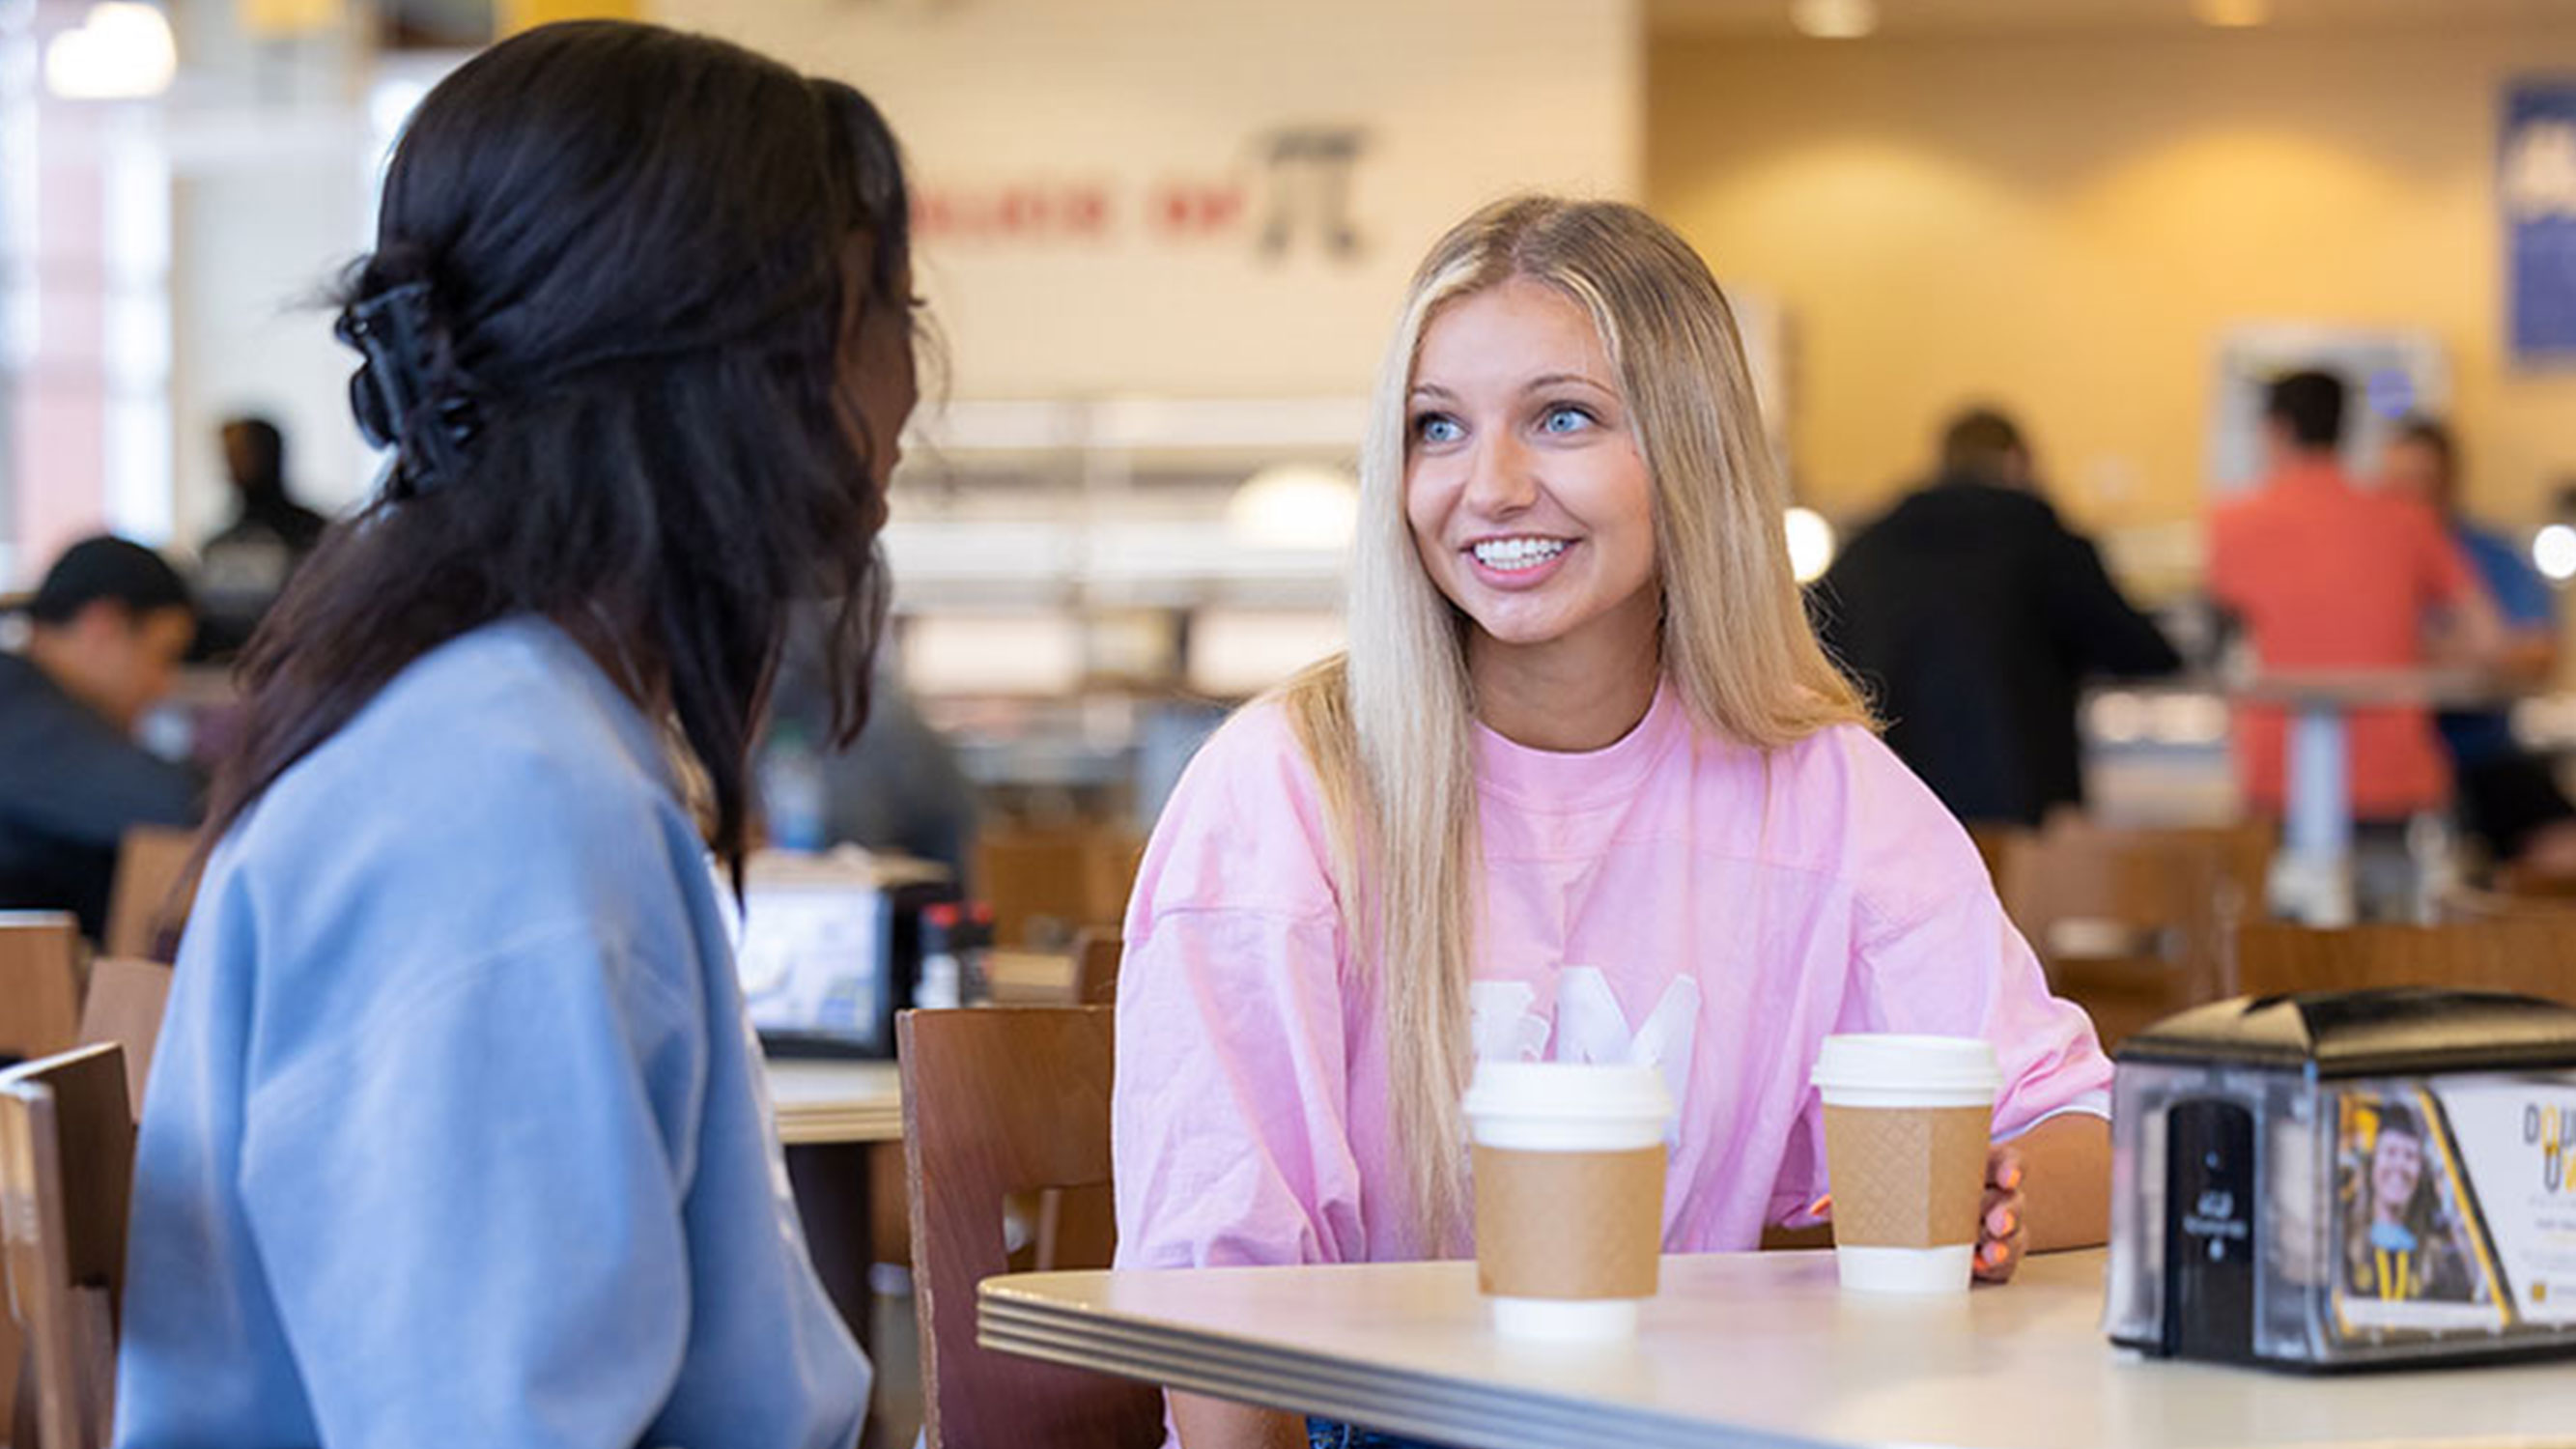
left=1472, top=537, right=1568, bottom=571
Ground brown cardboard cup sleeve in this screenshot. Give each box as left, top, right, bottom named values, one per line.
left=1822, top=1104, right=1991, bottom=1248
left=1474, top=1143, right=1666, bottom=1300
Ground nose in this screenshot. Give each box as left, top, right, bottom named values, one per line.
left=1460, top=430, right=1540, bottom=519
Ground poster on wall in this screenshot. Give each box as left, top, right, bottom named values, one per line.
left=2504, top=80, right=2576, bottom=365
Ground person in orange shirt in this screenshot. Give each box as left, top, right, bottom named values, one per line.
left=2208, top=370, right=2504, bottom=916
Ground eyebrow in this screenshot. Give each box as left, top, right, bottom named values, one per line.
left=1407, top=373, right=1614, bottom=401
left=1526, top=372, right=1614, bottom=393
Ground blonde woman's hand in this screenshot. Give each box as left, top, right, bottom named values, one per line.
left=1975, top=1143, right=2027, bottom=1284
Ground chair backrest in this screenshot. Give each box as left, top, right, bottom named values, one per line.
left=2237, top=920, right=2576, bottom=1002
left=898, top=1007, right=1160, bottom=1449
left=976, top=828, right=1144, bottom=951
left=1997, top=820, right=2274, bottom=1045
left=0, top=917, right=84, bottom=1068
left=0, top=1044, right=132, bottom=1449
left=75, top=960, right=173, bottom=1114
left=103, top=828, right=201, bottom=964
left=1072, top=929, right=1122, bottom=1008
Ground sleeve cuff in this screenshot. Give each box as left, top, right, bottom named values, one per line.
left=1995, top=1090, right=2111, bottom=1142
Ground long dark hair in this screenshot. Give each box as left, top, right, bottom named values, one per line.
left=206, top=20, right=913, bottom=876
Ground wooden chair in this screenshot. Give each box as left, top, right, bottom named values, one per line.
left=75, top=959, right=173, bottom=1113
left=103, top=827, right=200, bottom=964
left=0, top=1043, right=132, bottom=1449
left=898, top=1007, right=1160, bottom=1449
left=0, top=916, right=85, bottom=1068
left=1997, top=820, right=2274, bottom=1047
left=977, top=829, right=1144, bottom=951
left=2237, top=919, right=2576, bottom=1003
left=0, top=919, right=84, bottom=1449
left=1071, top=928, right=1123, bottom=1007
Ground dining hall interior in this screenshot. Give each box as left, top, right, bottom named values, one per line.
left=11, top=1, right=2576, bottom=1446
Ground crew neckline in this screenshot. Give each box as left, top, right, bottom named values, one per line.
left=1472, top=677, right=1686, bottom=810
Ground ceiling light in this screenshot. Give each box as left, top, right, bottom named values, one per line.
left=1785, top=507, right=1837, bottom=584
left=1227, top=463, right=1361, bottom=553
left=2535, top=525, right=2576, bottom=583
left=2192, top=0, right=2270, bottom=28
left=1789, top=0, right=1877, bottom=41
left=43, top=3, right=176, bottom=101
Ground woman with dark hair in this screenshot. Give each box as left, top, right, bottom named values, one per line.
left=115, top=21, right=916, bottom=1447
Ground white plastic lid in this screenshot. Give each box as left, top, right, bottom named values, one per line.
left=1808, top=1034, right=2001, bottom=1096
left=1461, top=1061, right=1675, bottom=1127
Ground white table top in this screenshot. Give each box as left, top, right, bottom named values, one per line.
left=761, top=1058, right=903, bottom=1146
left=980, top=1249, right=2576, bottom=1449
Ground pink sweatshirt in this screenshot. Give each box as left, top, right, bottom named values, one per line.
left=1112, top=681, right=2111, bottom=1273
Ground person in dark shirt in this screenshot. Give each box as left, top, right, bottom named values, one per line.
left=1817, top=407, right=2182, bottom=826
left=194, top=415, right=332, bottom=658
left=0, top=536, right=202, bottom=937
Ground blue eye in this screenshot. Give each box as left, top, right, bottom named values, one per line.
left=1415, top=414, right=1464, bottom=444
left=1542, top=405, right=1595, bottom=435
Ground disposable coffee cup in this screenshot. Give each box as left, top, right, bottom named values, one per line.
left=1462, top=1061, right=1673, bottom=1341
left=1808, top=1035, right=2000, bottom=1295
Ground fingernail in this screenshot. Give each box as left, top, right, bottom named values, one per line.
left=2001, top=1208, right=2018, bottom=1236
left=2005, top=1163, right=2024, bottom=1190
left=1808, top=1194, right=1833, bottom=1217
left=1981, top=1241, right=2005, bottom=1268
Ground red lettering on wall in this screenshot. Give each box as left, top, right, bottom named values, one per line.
left=914, top=183, right=1121, bottom=242
left=1150, top=183, right=1247, bottom=237
left=911, top=179, right=1259, bottom=245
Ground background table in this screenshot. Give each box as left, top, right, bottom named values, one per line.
left=982, top=1249, right=2576, bottom=1449
left=765, top=1057, right=904, bottom=1145
left=2232, top=669, right=2511, bottom=925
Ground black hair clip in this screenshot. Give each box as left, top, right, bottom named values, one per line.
left=337, top=279, right=477, bottom=496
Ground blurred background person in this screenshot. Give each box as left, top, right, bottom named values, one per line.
left=1817, top=406, right=2180, bottom=828
left=193, top=414, right=332, bottom=659
left=2382, top=416, right=2576, bottom=882
left=2208, top=371, right=2505, bottom=917
left=0, top=535, right=201, bottom=939
left=761, top=610, right=978, bottom=883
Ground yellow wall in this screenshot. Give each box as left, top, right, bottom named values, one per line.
left=1650, top=25, right=2576, bottom=541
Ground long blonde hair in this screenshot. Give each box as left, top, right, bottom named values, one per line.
left=1280, top=196, right=1869, bottom=1249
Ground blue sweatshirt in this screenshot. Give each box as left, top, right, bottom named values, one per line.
left=115, top=618, right=867, bottom=1449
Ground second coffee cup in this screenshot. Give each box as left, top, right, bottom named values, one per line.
left=1462, top=1061, right=1673, bottom=1341
left=1809, top=1034, right=2000, bottom=1294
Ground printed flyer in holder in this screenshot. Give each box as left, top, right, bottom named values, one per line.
left=2333, top=1077, right=2576, bottom=1342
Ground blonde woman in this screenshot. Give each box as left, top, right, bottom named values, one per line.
left=1115, top=198, right=2112, bottom=1449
